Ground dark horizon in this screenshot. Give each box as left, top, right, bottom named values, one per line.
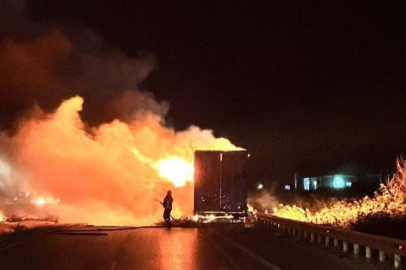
left=1, top=1, right=405, bottom=186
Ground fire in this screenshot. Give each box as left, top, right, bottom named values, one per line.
left=35, top=198, right=45, bottom=206
left=0, top=96, right=243, bottom=225
left=31, top=197, right=60, bottom=206
left=0, top=22, right=246, bottom=225
left=270, top=158, right=406, bottom=228
left=156, top=157, right=194, bottom=187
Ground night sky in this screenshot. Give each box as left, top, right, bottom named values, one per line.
left=6, top=1, right=406, bottom=184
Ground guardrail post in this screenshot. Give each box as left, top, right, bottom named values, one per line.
left=365, top=246, right=371, bottom=262
left=394, top=254, right=401, bottom=269
left=343, top=241, right=348, bottom=253
left=379, top=250, right=385, bottom=263
left=257, top=215, right=404, bottom=268
left=353, top=244, right=359, bottom=257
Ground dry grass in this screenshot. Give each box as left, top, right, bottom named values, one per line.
left=272, top=157, right=406, bottom=230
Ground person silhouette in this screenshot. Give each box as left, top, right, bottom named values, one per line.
left=162, top=190, right=173, bottom=224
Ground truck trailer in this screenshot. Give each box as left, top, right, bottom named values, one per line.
left=193, top=150, right=249, bottom=221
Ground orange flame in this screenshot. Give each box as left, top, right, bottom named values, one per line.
left=156, top=157, right=194, bottom=187
left=270, top=159, right=406, bottom=228
left=0, top=96, right=243, bottom=225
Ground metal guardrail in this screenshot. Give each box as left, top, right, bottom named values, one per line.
left=256, top=213, right=406, bottom=269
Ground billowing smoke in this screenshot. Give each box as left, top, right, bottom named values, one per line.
left=247, top=188, right=280, bottom=212
left=0, top=1, right=240, bottom=224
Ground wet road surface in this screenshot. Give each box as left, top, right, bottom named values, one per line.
left=0, top=224, right=378, bottom=270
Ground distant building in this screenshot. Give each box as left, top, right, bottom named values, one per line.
left=292, top=160, right=392, bottom=191
left=297, top=172, right=384, bottom=191
left=301, top=174, right=355, bottom=191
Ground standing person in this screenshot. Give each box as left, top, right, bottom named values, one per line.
left=162, top=190, right=173, bottom=223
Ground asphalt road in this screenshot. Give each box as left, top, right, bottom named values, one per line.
left=0, top=223, right=379, bottom=270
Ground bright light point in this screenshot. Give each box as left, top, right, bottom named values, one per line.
left=333, top=176, right=345, bottom=189
left=208, top=214, right=216, bottom=221
left=36, top=198, right=46, bottom=206
left=192, top=214, right=199, bottom=222
left=156, top=157, right=194, bottom=187
left=0, top=159, right=11, bottom=177
left=257, top=183, right=264, bottom=190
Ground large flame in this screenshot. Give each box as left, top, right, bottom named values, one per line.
left=156, top=157, right=194, bottom=187
left=0, top=96, right=242, bottom=225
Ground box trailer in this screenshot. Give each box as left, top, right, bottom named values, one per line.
left=193, top=150, right=249, bottom=219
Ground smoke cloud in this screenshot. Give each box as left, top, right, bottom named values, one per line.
left=247, top=189, right=280, bottom=212
left=0, top=1, right=240, bottom=224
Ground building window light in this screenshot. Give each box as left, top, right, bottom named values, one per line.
left=303, top=178, right=310, bottom=191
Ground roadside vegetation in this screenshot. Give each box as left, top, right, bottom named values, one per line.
left=271, top=158, right=406, bottom=239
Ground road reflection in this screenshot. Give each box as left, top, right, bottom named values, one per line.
left=158, top=228, right=198, bottom=270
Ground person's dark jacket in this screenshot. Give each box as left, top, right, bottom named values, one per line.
left=163, top=194, right=173, bottom=210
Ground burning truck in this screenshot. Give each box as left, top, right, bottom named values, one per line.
left=193, top=150, right=249, bottom=222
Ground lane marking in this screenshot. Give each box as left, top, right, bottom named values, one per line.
left=109, top=261, right=117, bottom=270
left=212, top=230, right=282, bottom=270
left=212, top=242, right=245, bottom=270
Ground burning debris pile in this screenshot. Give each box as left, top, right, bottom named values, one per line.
left=271, top=158, right=406, bottom=229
